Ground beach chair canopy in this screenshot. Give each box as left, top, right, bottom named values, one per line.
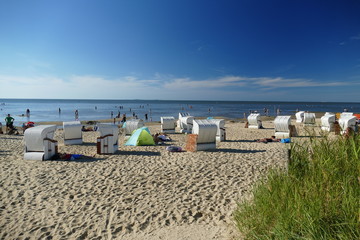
left=98, top=124, right=119, bottom=145
left=295, top=111, right=305, bottom=123
left=178, top=112, right=190, bottom=119
left=248, top=113, right=262, bottom=128
left=339, top=116, right=357, bottom=132
left=125, top=127, right=155, bottom=146
left=24, top=125, right=58, bottom=160
left=274, top=116, right=291, bottom=132
left=24, top=125, right=57, bottom=152
left=303, top=113, right=316, bottom=125
left=124, top=119, right=144, bottom=135
left=192, top=119, right=217, bottom=144
left=160, top=116, right=176, bottom=130
left=340, top=112, right=354, bottom=119
left=63, top=121, right=82, bottom=145
left=208, top=119, right=226, bottom=141
left=321, top=114, right=335, bottom=128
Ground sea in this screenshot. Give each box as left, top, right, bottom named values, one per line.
left=0, top=99, right=359, bottom=126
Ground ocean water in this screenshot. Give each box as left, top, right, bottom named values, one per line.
left=0, top=99, right=359, bottom=126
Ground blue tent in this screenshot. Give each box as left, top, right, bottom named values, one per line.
left=125, top=127, right=155, bottom=146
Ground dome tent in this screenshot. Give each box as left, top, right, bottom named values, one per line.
left=125, top=127, right=155, bottom=146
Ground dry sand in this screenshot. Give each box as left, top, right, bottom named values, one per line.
left=0, top=120, right=292, bottom=240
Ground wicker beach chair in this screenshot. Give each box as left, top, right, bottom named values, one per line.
left=208, top=119, right=226, bottom=142
left=97, top=124, right=119, bottom=154
left=274, top=116, right=292, bottom=138
left=320, top=113, right=336, bottom=132
left=339, top=115, right=357, bottom=135
left=295, top=111, right=305, bottom=123
left=186, top=119, right=217, bottom=151
left=124, top=119, right=144, bottom=140
left=24, top=125, right=58, bottom=160
left=247, top=113, right=262, bottom=129
left=178, top=112, right=194, bottom=134
left=161, top=116, right=176, bottom=133
left=63, top=121, right=83, bottom=145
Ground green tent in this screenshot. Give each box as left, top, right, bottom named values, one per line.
left=125, top=127, right=155, bottom=146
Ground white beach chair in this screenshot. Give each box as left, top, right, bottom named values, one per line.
left=97, top=124, right=119, bottom=154
left=274, top=116, right=291, bottom=138
left=320, top=113, right=336, bottom=132
left=187, top=119, right=217, bottom=151
left=303, top=113, right=316, bottom=126
left=124, top=119, right=144, bottom=140
left=63, top=121, right=83, bottom=145
left=208, top=119, right=226, bottom=142
left=340, top=112, right=354, bottom=119
left=295, top=111, right=305, bottom=123
left=247, top=113, right=262, bottom=129
left=178, top=113, right=194, bottom=134
left=339, top=115, right=357, bottom=135
left=160, top=116, right=176, bottom=133
left=24, top=125, right=58, bottom=161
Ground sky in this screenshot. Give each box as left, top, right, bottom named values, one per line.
left=0, top=0, right=359, bottom=102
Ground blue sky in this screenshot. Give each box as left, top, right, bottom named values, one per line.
left=0, top=0, right=359, bottom=101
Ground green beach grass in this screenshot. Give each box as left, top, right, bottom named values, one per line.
left=234, top=133, right=360, bottom=239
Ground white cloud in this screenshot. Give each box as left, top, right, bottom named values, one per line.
left=0, top=74, right=354, bottom=100
left=350, top=33, right=360, bottom=40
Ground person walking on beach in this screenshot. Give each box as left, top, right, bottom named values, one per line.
left=75, top=110, right=79, bottom=120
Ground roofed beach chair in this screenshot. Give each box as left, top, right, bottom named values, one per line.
left=247, top=113, right=262, bottom=129
left=208, top=119, right=226, bottom=142
left=178, top=112, right=194, bottom=134
left=303, top=113, right=316, bottom=126
left=124, top=119, right=144, bottom=140
left=274, top=116, right=292, bottom=138
left=186, top=119, right=217, bottom=151
left=339, top=115, right=357, bottom=135
left=340, top=112, right=354, bottom=118
left=295, top=111, right=305, bottom=123
left=24, top=125, right=58, bottom=160
left=63, top=121, right=83, bottom=145
left=97, top=124, right=119, bottom=154
left=320, top=112, right=336, bottom=132
left=161, top=116, right=176, bottom=133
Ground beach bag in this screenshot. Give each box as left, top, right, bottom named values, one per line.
left=281, top=138, right=291, bottom=143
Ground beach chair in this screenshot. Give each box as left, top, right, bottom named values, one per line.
left=303, top=113, right=316, bottom=126
left=24, top=125, right=58, bottom=160
left=339, top=115, right=357, bottom=135
left=63, top=121, right=83, bottom=145
left=178, top=112, right=194, bottom=134
left=320, top=113, right=336, bottom=132
left=340, top=112, right=354, bottom=119
left=186, top=119, right=217, bottom=151
left=160, top=116, right=176, bottom=133
left=208, top=119, right=226, bottom=141
left=295, top=111, right=305, bottom=123
left=124, top=119, right=144, bottom=140
left=274, top=116, right=292, bottom=138
left=247, top=113, right=262, bottom=129
left=97, top=124, right=119, bottom=154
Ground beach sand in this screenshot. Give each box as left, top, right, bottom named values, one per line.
left=0, top=120, right=291, bottom=239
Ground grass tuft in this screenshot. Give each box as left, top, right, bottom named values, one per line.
left=234, top=134, right=360, bottom=239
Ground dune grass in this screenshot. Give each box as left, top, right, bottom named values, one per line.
left=234, top=134, right=360, bottom=239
